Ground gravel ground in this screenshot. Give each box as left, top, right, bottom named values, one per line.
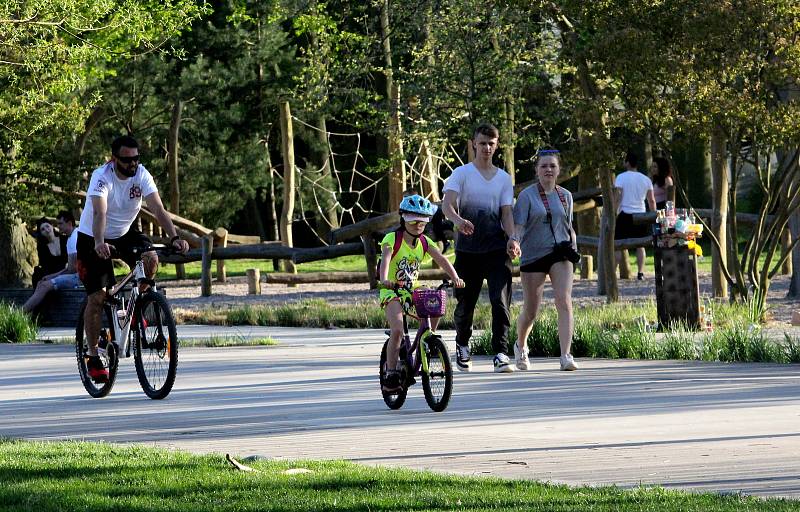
left=161, top=271, right=799, bottom=329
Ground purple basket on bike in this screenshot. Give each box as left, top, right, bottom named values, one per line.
left=412, top=288, right=447, bottom=318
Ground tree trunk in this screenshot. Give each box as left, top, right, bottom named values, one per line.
left=0, top=220, right=37, bottom=287
left=167, top=100, right=185, bottom=279
left=419, top=140, right=440, bottom=202
left=710, top=127, right=729, bottom=298
left=789, top=209, right=800, bottom=297
left=502, top=99, right=515, bottom=183
left=279, top=101, right=297, bottom=274
left=380, top=0, right=405, bottom=208
left=314, top=116, right=339, bottom=235
left=599, top=166, right=619, bottom=301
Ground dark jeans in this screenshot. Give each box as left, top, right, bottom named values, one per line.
left=453, top=249, right=512, bottom=356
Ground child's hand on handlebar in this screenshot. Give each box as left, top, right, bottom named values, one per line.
left=453, top=277, right=465, bottom=288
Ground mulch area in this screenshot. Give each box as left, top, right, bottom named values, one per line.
left=161, top=271, right=798, bottom=328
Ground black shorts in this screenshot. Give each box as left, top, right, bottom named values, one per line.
left=76, top=229, right=152, bottom=294
left=615, top=212, right=648, bottom=240
left=520, top=250, right=570, bottom=274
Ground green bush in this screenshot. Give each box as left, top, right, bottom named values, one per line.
left=0, top=303, right=38, bottom=343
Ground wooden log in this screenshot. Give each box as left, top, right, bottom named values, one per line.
left=215, top=227, right=228, bottom=283
left=201, top=235, right=212, bottom=297
left=158, top=241, right=365, bottom=265
left=227, top=234, right=262, bottom=245
left=576, top=235, right=652, bottom=251
left=328, top=212, right=401, bottom=244
left=246, top=268, right=261, bottom=295
left=631, top=210, right=774, bottom=226
left=573, top=199, right=596, bottom=213
left=580, top=254, right=594, bottom=279
left=263, top=267, right=522, bottom=285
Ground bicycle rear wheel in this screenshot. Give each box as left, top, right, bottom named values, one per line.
left=133, top=291, right=178, bottom=399
left=379, top=339, right=407, bottom=409
left=421, top=334, right=452, bottom=412
left=75, top=300, right=119, bottom=398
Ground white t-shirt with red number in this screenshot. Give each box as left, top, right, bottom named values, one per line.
left=78, top=161, right=158, bottom=240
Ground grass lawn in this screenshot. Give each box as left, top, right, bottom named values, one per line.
left=1, top=440, right=798, bottom=511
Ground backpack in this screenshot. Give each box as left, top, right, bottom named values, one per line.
left=376, top=228, right=429, bottom=281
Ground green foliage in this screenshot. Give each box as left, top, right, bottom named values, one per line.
left=0, top=0, right=206, bottom=222
left=0, top=302, right=38, bottom=343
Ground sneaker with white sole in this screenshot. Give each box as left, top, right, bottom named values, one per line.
left=493, top=353, right=514, bottom=373
left=560, top=354, right=578, bottom=371
left=514, top=344, right=530, bottom=371
left=455, top=344, right=472, bottom=372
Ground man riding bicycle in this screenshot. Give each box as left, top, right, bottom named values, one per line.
left=75, top=135, right=189, bottom=383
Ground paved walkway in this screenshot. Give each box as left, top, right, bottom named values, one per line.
left=3, top=327, right=800, bottom=498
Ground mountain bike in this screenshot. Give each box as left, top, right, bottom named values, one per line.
left=75, top=244, right=178, bottom=399
left=379, top=281, right=453, bottom=412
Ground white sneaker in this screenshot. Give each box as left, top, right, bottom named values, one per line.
left=514, top=344, right=530, bottom=371
left=455, top=345, right=472, bottom=372
left=560, top=354, right=578, bottom=371
left=493, top=353, right=514, bottom=373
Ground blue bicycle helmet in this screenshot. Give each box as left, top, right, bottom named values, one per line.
left=398, top=194, right=436, bottom=218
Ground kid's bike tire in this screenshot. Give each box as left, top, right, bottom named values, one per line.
left=75, top=300, right=119, bottom=398
left=133, top=291, right=178, bottom=399
left=421, top=335, right=452, bottom=412
left=380, top=339, right=407, bottom=410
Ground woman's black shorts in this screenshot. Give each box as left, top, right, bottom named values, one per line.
left=520, top=250, right=570, bottom=274
left=76, top=229, right=152, bottom=294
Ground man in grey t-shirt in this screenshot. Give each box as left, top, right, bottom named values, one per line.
left=442, top=123, right=520, bottom=373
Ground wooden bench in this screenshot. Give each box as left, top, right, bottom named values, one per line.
left=0, top=288, right=86, bottom=327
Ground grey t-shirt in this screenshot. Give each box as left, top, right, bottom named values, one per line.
left=442, top=162, right=514, bottom=254
left=513, top=184, right=574, bottom=266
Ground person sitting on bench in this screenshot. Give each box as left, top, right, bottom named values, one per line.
left=24, top=211, right=81, bottom=314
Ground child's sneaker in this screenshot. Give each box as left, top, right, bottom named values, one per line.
left=382, top=369, right=402, bottom=392
left=455, top=345, right=472, bottom=372
left=514, top=344, right=530, bottom=371
left=493, top=353, right=514, bottom=373
left=560, top=354, right=579, bottom=371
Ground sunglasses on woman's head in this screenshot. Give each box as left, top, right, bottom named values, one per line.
left=116, top=154, right=140, bottom=164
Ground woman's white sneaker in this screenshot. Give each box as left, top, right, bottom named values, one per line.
left=515, top=344, right=530, bottom=371
left=560, top=354, right=578, bottom=371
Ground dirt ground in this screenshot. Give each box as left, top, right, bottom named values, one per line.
left=160, top=271, right=799, bottom=328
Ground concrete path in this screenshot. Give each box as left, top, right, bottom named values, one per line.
left=3, top=327, right=800, bottom=499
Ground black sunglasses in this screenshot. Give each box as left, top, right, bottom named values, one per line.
left=116, top=154, right=140, bottom=164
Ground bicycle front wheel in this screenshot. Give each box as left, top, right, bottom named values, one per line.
left=75, top=300, right=119, bottom=398
left=421, top=334, right=452, bottom=412
left=133, top=291, right=178, bottom=399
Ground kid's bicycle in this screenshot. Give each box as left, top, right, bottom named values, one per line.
left=379, top=281, right=454, bottom=412
left=75, top=244, right=178, bottom=399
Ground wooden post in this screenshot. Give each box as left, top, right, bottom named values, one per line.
left=782, top=228, right=792, bottom=275
left=362, top=235, right=378, bottom=290
left=580, top=255, right=594, bottom=280
left=279, top=101, right=297, bottom=274
left=215, top=227, right=228, bottom=283
left=201, top=235, right=213, bottom=297
left=710, top=128, right=729, bottom=298
left=246, top=268, right=261, bottom=295
left=619, top=249, right=631, bottom=279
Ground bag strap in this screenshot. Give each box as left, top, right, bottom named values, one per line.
left=537, top=183, right=572, bottom=244
left=391, top=229, right=429, bottom=260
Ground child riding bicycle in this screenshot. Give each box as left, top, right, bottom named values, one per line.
left=378, top=195, right=464, bottom=392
